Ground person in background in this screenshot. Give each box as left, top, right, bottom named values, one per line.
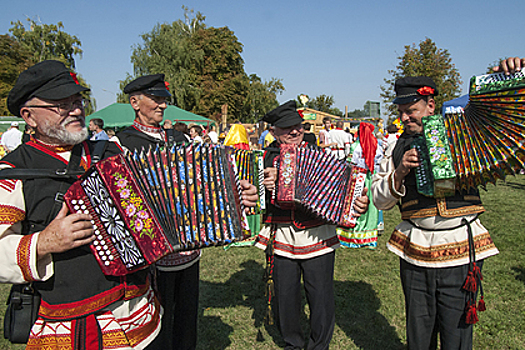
left=88, top=118, right=109, bottom=141
left=255, top=100, right=370, bottom=350
left=336, top=122, right=383, bottom=249
left=302, top=122, right=317, bottom=146
left=173, top=122, right=191, bottom=142
left=258, top=124, right=271, bottom=150
left=116, top=73, right=258, bottom=350
left=1, top=121, right=23, bottom=152
left=318, top=116, right=332, bottom=148
left=189, top=124, right=204, bottom=143
left=0, top=60, right=161, bottom=349
left=22, top=124, right=34, bottom=143
left=328, top=120, right=352, bottom=160
left=385, top=123, right=400, bottom=150
left=207, top=124, right=219, bottom=144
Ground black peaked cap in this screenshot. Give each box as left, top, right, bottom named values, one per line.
left=7, top=60, right=89, bottom=117
left=261, top=100, right=303, bottom=128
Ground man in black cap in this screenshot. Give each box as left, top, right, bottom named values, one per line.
left=0, top=60, right=161, bottom=348
left=117, top=74, right=258, bottom=350
left=370, top=58, right=524, bottom=349
left=255, top=100, right=369, bottom=350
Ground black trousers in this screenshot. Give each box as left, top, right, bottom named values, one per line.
left=147, top=261, right=200, bottom=350
left=274, top=252, right=336, bottom=350
left=400, top=259, right=483, bottom=350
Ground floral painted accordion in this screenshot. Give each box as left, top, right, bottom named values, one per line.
left=276, top=144, right=366, bottom=228
left=413, top=68, right=525, bottom=197
left=64, top=144, right=252, bottom=276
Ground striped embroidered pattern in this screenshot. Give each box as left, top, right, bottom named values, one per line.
left=17, top=234, right=35, bottom=281
left=0, top=204, right=25, bottom=225
left=0, top=179, right=17, bottom=192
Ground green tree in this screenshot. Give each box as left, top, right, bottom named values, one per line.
left=306, top=94, right=343, bottom=116
left=125, top=7, right=283, bottom=122
left=9, top=19, right=82, bottom=69
left=0, top=34, right=32, bottom=115
left=242, top=74, right=284, bottom=123
left=8, top=19, right=96, bottom=114
left=380, top=38, right=462, bottom=118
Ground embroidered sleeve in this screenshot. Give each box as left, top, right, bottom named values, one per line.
left=371, top=155, right=404, bottom=211
left=0, top=165, right=53, bottom=283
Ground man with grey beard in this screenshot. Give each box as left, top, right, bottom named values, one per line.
left=0, top=60, right=161, bottom=349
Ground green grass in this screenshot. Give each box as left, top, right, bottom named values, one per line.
left=0, top=176, right=524, bottom=349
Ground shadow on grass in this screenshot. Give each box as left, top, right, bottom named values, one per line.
left=512, top=266, right=525, bottom=284
left=199, top=259, right=284, bottom=349
left=500, top=180, right=525, bottom=191
left=335, top=280, right=405, bottom=350
left=199, top=259, right=404, bottom=349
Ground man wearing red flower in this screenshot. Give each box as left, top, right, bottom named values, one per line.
left=370, top=65, right=525, bottom=349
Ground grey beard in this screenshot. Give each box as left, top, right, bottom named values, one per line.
left=40, top=118, right=89, bottom=145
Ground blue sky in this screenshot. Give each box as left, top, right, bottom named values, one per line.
left=1, top=0, right=524, bottom=116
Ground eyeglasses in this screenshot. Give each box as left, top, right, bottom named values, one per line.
left=24, top=99, right=90, bottom=115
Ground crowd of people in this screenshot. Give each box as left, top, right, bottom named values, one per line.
left=0, top=56, right=522, bottom=350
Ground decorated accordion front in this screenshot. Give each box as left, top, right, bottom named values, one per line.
left=64, top=143, right=251, bottom=276
left=276, top=144, right=366, bottom=228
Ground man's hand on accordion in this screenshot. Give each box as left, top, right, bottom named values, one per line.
left=240, top=179, right=259, bottom=212
left=263, top=167, right=278, bottom=192
left=353, top=187, right=370, bottom=217
left=36, top=203, right=95, bottom=260
left=493, top=57, right=525, bottom=75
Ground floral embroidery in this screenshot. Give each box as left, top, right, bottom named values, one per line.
left=113, top=172, right=155, bottom=239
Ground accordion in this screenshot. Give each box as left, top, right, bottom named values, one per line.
left=275, top=144, right=366, bottom=228
left=414, top=68, right=525, bottom=196
left=64, top=143, right=253, bottom=276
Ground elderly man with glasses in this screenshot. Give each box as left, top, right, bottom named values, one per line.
left=0, top=60, right=161, bottom=349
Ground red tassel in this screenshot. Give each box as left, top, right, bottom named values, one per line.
left=465, top=303, right=479, bottom=325
left=472, top=262, right=483, bottom=281
left=478, top=297, right=486, bottom=312
left=462, top=270, right=477, bottom=292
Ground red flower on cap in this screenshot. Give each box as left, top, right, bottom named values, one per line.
left=417, top=86, right=435, bottom=96
left=70, top=72, right=80, bottom=85
left=164, top=81, right=170, bottom=91
left=297, top=109, right=304, bottom=118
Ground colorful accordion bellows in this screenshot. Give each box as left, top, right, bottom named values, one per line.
left=414, top=68, right=525, bottom=196
left=450, top=68, right=525, bottom=191
left=64, top=144, right=251, bottom=276
left=276, top=144, right=366, bottom=228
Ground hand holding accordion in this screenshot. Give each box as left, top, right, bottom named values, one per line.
left=64, top=143, right=257, bottom=276
left=275, top=144, right=366, bottom=228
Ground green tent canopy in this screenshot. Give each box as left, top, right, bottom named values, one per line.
left=87, top=103, right=215, bottom=128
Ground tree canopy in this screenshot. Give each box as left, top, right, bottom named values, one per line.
left=0, top=35, right=32, bottom=115
left=4, top=19, right=96, bottom=115
left=380, top=38, right=462, bottom=118
left=123, top=7, right=284, bottom=123
left=300, top=94, right=343, bottom=117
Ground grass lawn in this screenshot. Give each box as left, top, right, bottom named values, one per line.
left=0, top=176, right=523, bottom=349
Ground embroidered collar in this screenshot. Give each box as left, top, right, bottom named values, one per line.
left=31, top=137, right=75, bottom=153
left=133, top=120, right=163, bottom=135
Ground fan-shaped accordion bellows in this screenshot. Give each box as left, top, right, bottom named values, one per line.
left=444, top=68, right=525, bottom=192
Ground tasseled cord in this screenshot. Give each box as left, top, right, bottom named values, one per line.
left=461, top=218, right=486, bottom=325
left=264, top=225, right=276, bottom=325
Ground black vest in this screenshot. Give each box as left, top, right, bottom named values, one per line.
left=392, top=132, right=484, bottom=219
left=1, top=141, right=149, bottom=321
left=263, top=141, right=325, bottom=229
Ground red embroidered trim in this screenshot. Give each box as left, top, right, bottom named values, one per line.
left=39, top=281, right=151, bottom=320
left=17, top=235, right=34, bottom=281
left=0, top=205, right=25, bottom=225
left=273, top=235, right=340, bottom=256
left=0, top=179, right=17, bottom=192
